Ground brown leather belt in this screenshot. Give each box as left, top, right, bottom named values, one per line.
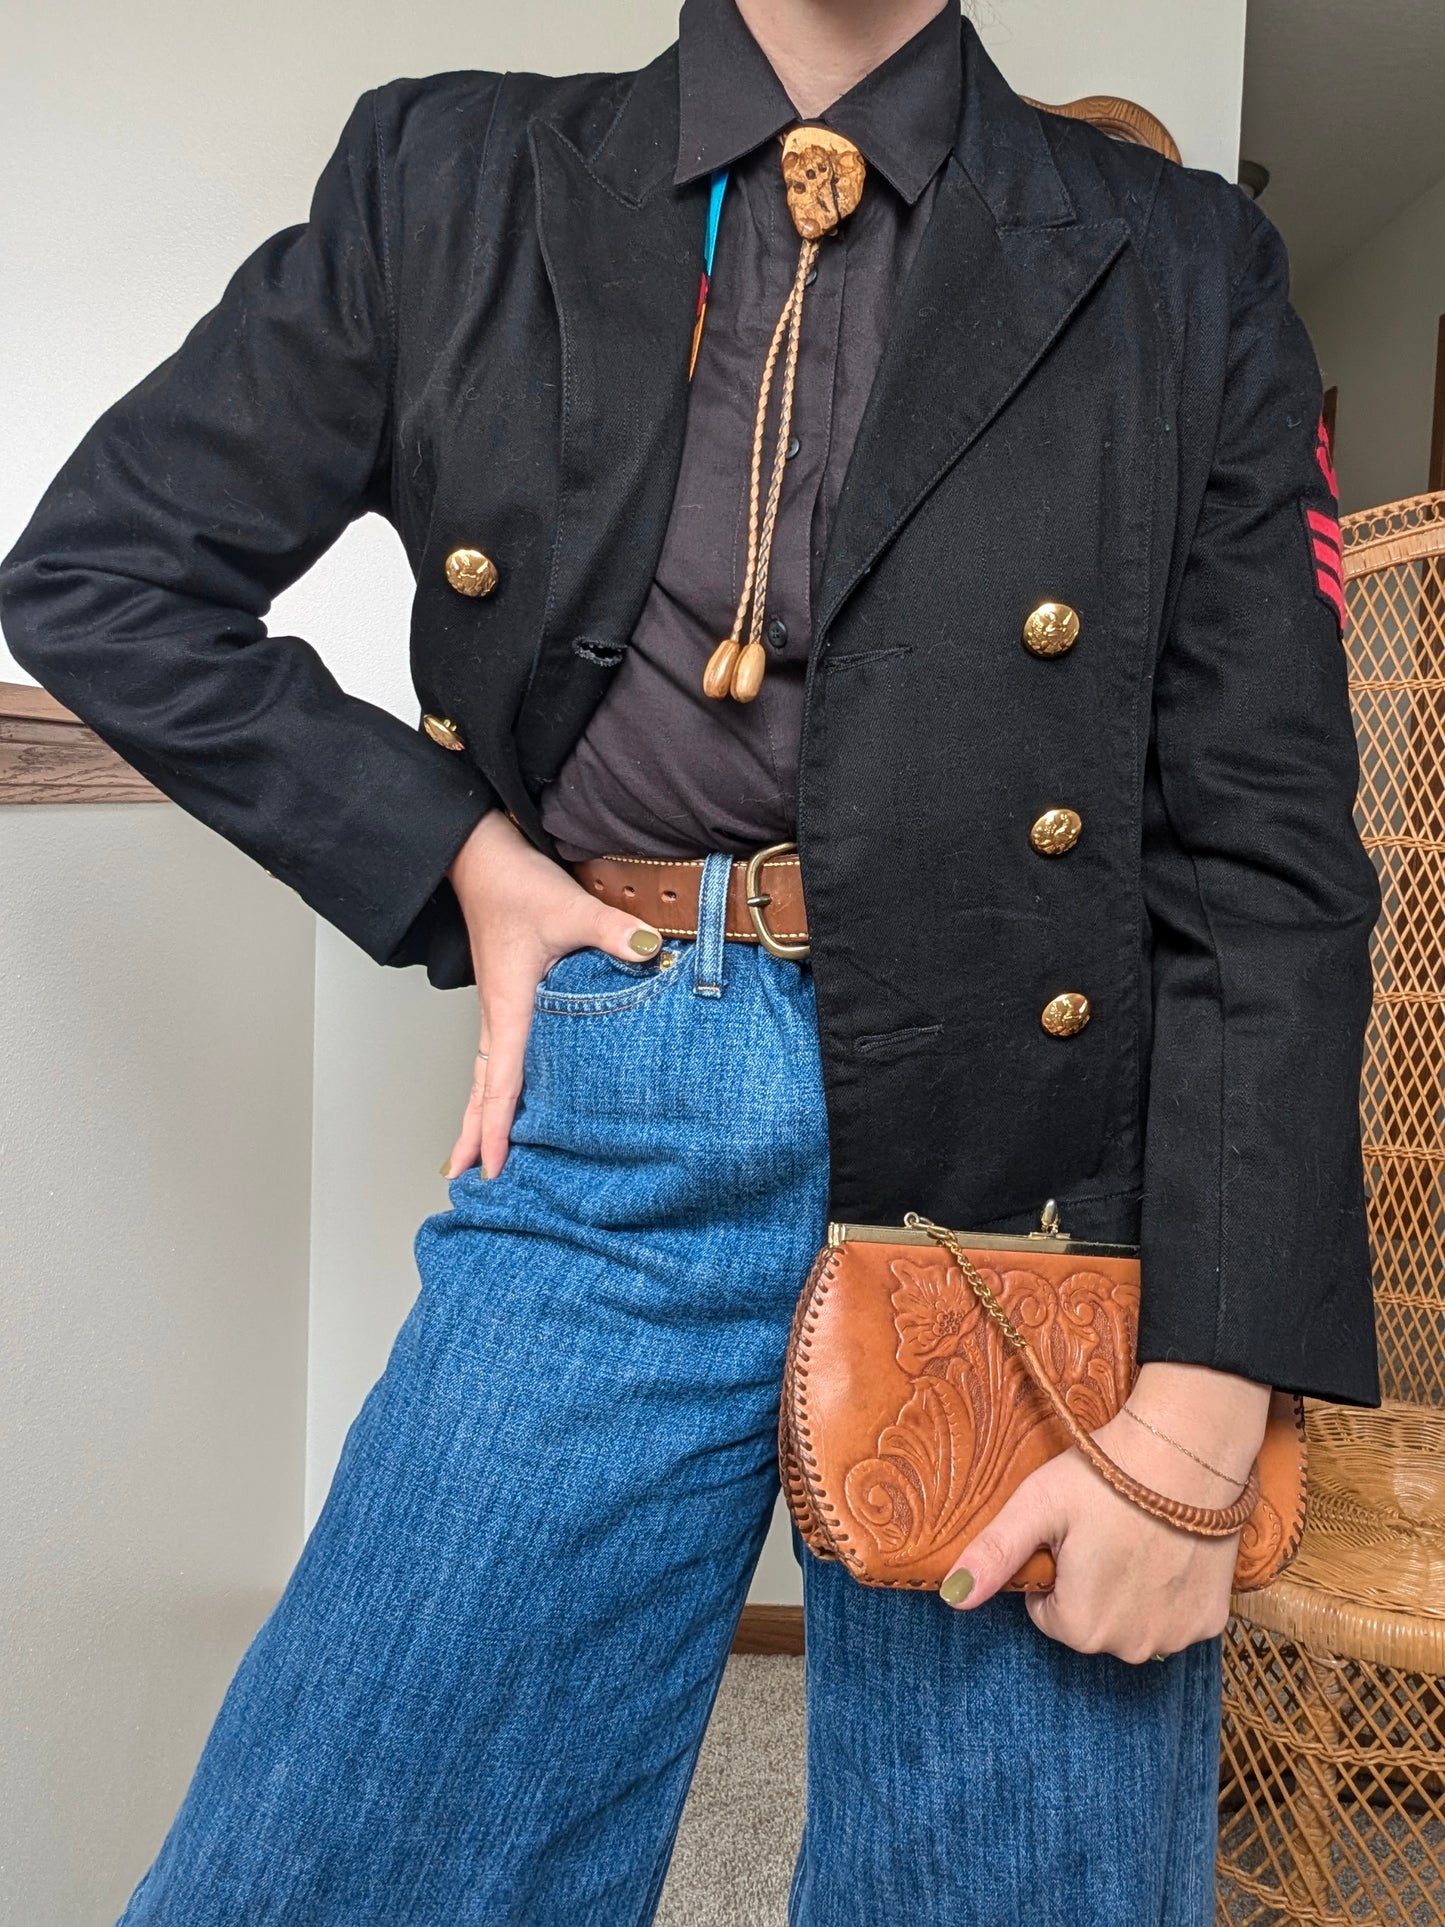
left=572, top=839, right=810, bottom=960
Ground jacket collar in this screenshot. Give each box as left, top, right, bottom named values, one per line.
left=675, top=0, right=963, bottom=207
left=567, top=44, right=686, bottom=207
left=951, top=13, right=1075, bottom=229
left=571, top=15, right=1077, bottom=232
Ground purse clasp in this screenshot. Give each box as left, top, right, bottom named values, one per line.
left=1029, top=1197, right=1067, bottom=1240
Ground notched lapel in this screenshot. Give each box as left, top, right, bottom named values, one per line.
left=817, top=29, right=1130, bottom=634
left=521, top=91, right=706, bottom=780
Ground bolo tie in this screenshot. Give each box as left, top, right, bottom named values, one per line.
left=694, top=126, right=867, bottom=705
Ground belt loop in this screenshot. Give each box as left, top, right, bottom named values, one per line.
left=692, top=852, right=733, bottom=999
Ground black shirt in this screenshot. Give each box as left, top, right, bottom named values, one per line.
left=541, top=0, right=962, bottom=861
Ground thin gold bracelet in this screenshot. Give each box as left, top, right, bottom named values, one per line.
left=1119, top=1402, right=1250, bottom=1490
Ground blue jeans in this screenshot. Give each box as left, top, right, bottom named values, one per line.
left=120, top=855, right=1220, bottom=1926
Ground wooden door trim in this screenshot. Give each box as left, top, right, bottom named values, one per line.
left=732, top=1605, right=804, bottom=1655
left=0, top=682, right=162, bottom=804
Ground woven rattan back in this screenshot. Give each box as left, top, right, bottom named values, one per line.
left=1215, top=492, right=1445, bottom=1927
left=1345, top=491, right=1445, bottom=1404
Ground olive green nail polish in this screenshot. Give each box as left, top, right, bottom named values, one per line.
left=940, top=1569, right=974, bottom=1607
left=439, top=1159, right=452, bottom=1178
left=630, top=927, right=662, bottom=958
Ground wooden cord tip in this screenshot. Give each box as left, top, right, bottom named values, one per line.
left=703, top=636, right=741, bottom=700
left=730, top=640, right=767, bottom=702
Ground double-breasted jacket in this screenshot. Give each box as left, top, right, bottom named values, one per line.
left=0, top=22, right=1381, bottom=1403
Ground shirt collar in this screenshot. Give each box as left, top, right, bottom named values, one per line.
left=675, top=0, right=962, bottom=206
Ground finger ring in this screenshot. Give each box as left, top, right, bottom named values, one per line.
left=1152, top=1653, right=1169, bottom=1663
left=476, top=1050, right=490, bottom=1060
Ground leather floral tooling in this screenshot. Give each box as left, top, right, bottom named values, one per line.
left=781, top=1231, right=1306, bottom=1593
left=847, top=1255, right=1137, bottom=1569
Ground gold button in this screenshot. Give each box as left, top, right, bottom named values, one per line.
left=1023, top=601, right=1080, bottom=657
left=1030, top=808, right=1083, bottom=856
left=422, top=714, right=465, bottom=752
left=444, top=548, right=499, bottom=598
left=1041, top=992, right=1091, bottom=1038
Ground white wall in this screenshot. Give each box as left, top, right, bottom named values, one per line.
left=974, top=0, right=1244, bottom=178
left=0, top=809, right=314, bottom=1926
left=1, top=5, right=1245, bottom=1921
left=1296, top=168, right=1445, bottom=516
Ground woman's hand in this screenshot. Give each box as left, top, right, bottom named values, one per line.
left=441, top=811, right=663, bottom=1182
left=941, top=1363, right=1271, bottom=1662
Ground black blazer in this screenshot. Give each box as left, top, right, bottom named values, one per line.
left=0, top=22, right=1381, bottom=1405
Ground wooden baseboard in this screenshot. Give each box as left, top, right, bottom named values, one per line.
left=0, top=681, right=162, bottom=804
left=732, top=1604, right=804, bottom=1655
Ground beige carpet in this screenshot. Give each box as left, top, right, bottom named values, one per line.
left=655, top=1656, right=806, bottom=1927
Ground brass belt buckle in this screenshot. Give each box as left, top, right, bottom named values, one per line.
left=744, top=840, right=810, bottom=962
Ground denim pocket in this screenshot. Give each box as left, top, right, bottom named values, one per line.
left=532, top=945, right=687, bottom=1016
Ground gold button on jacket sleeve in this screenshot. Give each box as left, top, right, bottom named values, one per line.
left=1023, top=601, right=1080, bottom=656
left=422, top=714, right=465, bottom=752
left=1040, top=992, right=1091, bottom=1037
left=1030, top=808, right=1083, bottom=855
left=444, top=548, right=499, bottom=598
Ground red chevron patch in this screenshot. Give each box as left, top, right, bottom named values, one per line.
left=1304, top=412, right=1345, bottom=628
left=1305, top=503, right=1346, bottom=627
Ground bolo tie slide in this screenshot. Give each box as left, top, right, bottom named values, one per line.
left=699, top=127, right=867, bottom=704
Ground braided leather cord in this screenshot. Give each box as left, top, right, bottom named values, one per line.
left=908, top=1216, right=1261, bottom=1539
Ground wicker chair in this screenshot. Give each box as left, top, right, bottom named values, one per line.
left=1218, top=492, right=1445, bottom=1925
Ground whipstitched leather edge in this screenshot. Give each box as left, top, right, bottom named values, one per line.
left=1233, top=1394, right=1310, bottom=1594
left=780, top=1246, right=839, bottom=1561
left=783, top=1244, right=935, bottom=1590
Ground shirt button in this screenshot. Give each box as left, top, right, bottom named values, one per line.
left=766, top=617, right=788, bottom=650
left=805, top=264, right=818, bottom=287
left=786, top=436, right=800, bottom=460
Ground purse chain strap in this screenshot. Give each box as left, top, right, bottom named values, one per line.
left=906, top=1215, right=1260, bottom=1539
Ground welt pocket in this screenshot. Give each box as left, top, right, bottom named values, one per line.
left=854, top=1021, right=944, bottom=1056
left=825, top=644, right=913, bottom=671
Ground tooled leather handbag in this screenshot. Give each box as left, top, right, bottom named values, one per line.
left=780, top=1205, right=1307, bottom=1592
